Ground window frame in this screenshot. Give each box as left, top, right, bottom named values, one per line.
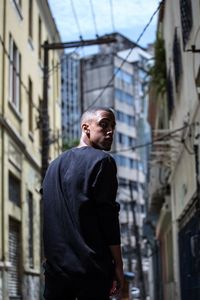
left=28, top=0, right=33, bottom=39
left=180, top=0, right=193, bottom=48
left=9, top=35, right=21, bottom=113
left=8, top=171, right=21, bottom=207
left=28, top=77, right=33, bottom=133
left=38, top=16, right=42, bottom=60
left=27, top=191, right=34, bottom=268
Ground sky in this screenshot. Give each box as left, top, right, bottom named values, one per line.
left=48, top=0, right=160, bottom=56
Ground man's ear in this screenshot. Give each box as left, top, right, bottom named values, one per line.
left=82, top=123, right=90, bottom=135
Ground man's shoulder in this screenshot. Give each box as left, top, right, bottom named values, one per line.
left=48, top=147, right=115, bottom=170
left=47, top=149, right=72, bottom=169
left=83, top=146, right=113, bottom=161
left=49, top=150, right=67, bottom=164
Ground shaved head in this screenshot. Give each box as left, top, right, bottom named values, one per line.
left=78, top=106, right=116, bottom=151
left=81, top=106, right=115, bottom=126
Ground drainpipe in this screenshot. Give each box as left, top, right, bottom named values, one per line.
left=194, top=141, right=200, bottom=211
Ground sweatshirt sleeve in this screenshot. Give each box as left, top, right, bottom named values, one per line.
left=91, top=156, right=121, bottom=245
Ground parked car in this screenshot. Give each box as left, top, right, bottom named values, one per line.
left=131, top=286, right=140, bottom=299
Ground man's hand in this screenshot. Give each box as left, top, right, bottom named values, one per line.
left=109, top=245, right=124, bottom=299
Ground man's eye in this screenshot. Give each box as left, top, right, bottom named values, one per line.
left=100, top=122, right=108, bottom=129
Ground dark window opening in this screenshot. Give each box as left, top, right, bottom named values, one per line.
left=167, top=74, right=174, bottom=117
left=27, top=191, right=34, bottom=268
left=9, top=172, right=21, bottom=207
left=173, top=29, right=182, bottom=87
left=180, top=0, right=193, bottom=47
left=8, top=218, right=22, bottom=298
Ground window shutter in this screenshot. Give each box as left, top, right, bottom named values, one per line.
left=8, top=218, right=22, bottom=299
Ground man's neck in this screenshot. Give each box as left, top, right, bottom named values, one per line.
left=77, top=137, right=90, bottom=148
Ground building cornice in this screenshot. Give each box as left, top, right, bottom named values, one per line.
left=36, top=0, right=61, bottom=43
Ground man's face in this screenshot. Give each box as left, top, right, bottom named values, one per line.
left=87, top=110, right=116, bottom=151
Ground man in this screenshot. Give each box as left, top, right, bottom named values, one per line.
left=42, top=107, right=124, bottom=300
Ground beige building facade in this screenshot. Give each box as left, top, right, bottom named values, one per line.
left=148, top=1, right=200, bottom=300
left=0, top=0, right=62, bottom=299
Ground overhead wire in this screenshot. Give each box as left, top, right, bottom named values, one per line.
left=87, top=0, right=102, bottom=91
left=62, top=0, right=163, bottom=131
left=58, top=115, right=194, bottom=160
left=109, top=0, right=115, bottom=32
left=89, top=0, right=99, bottom=38
left=85, top=0, right=163, bottom=111
left=70, top=0, right=83, bottom=40
left=110, top=123, right=193, bottom=154
left=70, top=0, right=86, bottom=57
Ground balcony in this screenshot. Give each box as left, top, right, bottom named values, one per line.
left=148, top=129, right=181, bottom=213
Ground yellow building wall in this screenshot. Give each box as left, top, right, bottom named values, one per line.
left=0, top=0, right=62, bottom=299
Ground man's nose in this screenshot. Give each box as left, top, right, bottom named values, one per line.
left=107, top=126, right=114, bottom=135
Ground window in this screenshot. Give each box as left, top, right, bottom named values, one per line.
left=131, top=181, right=138, bottom=191
left=38, top=16, right=42, bottom=59
left=116, top=110, right=135, bottom=126
left=180, top=0, right=193, bottom=48
left=115, top=155, right=126, bottom=167
left=27, top=191, right=34, bottom=268
left=8, top=218, right=22, bottom=298
left=115, top=89, right=134, bottom=105
left=141, top=204, right=145, bottom=213
left=118, top=177, right=128, bottom=187
left=39, top=98, right=42, bottom=146
left=28, top=0, right=33, bottom=39
left=117, top=132, right=136, bottom=147
left=120, top=155, right=126, bottom=167
left=28, top=77, right=33, bottom=133
left=128, top=136, right=135, bottom=147
left=115, top=68, right=133, bottom=84
left=173, top=29, right=182, bottom=87
left=138, top=162, right=143, bottom=171
left=115, top=155, right=140, bottom=169
left=9, top=35, right=21, bottom=112
left=167, top=73, right=174, bottom=116
left=120, top=223, right=129, bottom=235
left=9, top=172, right=21, bottom=206
left=116, top=110, right=123, bottom=122
left=128, top=115, right=135, bottom=126
left=117, top=132, right=123, bottom=144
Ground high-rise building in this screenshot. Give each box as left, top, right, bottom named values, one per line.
left=81, top=33, right=152, bottom=278
left=61, top=53, right=81, bottom=148
left=60, top=33, right=152, bottom=293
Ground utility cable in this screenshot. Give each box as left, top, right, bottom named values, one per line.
left=67, top=0, right=163, bottom=129
left=70, top=0, right=83, bottom=40
left=110, top=123, right=193, bottom=154
left=89, top=0, right=99, bottom=38
left=58, top=120, right=193, bottom=158
left=85, top=0, right=163, bottom=111
left=109, top=0, right=115, bottom=32
left=182, top=139, right=195, bottom=155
